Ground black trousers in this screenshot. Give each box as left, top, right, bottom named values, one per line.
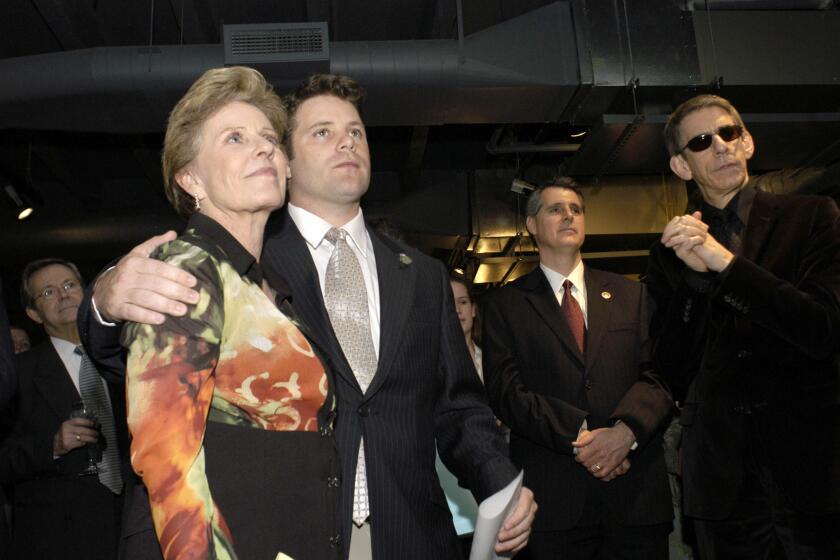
left=520, top=490, right=670, bottom=560
left=693, top=418, right=840, bottom=560
left=522, top=523, right=670, bottom=560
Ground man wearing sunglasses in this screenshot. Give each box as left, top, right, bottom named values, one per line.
left=645, top=95, right=840, bottom=559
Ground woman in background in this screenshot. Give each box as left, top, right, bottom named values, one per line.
left=450, top=276, right=482, bottom=381
left=435, top=276, right=486, bottom=554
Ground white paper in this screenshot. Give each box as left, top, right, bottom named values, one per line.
left=468, top=470, right=524, bottom=560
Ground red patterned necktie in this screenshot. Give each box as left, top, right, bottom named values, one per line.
left=560, top=279, right=585, bottom=353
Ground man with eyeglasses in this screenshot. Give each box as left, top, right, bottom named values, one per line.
left=645, top=95, right=840, bottom=558
left=0, top=258, right=127, bottom=559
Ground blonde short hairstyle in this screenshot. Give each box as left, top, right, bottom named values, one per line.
left=162, top=66, right=287, bottom=217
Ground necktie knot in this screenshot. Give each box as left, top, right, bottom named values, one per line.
left=563, top=279, right=574, bottom=294
left=325, top=227, right=347, bottom=245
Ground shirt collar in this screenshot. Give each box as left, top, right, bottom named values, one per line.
left=735, top=183, right=756, bottom=224
left=50, top=336, right=79, bottom=353
left=692, top=183, right=756, bottom=227
left=539, top=258, right=586, bottom=297
left=184, top=213, right=264, bottom=285
left=287, top=203, right=369, bottom=257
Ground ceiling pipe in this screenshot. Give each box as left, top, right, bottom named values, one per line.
left=0, top=2, right=580, bottom=132
left=681, top=0, right=835, bottom=9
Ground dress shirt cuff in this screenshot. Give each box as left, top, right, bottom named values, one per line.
left=91, top=266, right=118, bottom=327
left=573, top=419, right=588, bottom=455
left=614, top=419, right=638, bottom=451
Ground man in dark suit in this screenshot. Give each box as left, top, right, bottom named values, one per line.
left=0, top=283, right=16, bottom=556
left=0, top=259, right=126, bottom=559
left=0, top=282, right=14, bottom=411
left=483, top=178, right=673, bottom=559
left=78, top=73, right=536, bottom=559
left=646, top=94, right=840, bottom=558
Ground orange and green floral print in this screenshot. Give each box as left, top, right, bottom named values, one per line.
left=124, top=238, right=327, bottom=560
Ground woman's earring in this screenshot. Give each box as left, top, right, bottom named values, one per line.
left=194, top=195, right=201, bottom=212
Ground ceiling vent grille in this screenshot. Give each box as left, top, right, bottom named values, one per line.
left=224, top=23, right=329, bottom=64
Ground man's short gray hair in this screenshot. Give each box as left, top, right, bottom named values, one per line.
left=525, top=176, right=585, bottom=217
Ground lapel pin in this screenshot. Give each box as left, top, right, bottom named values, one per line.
left=601, top=291, right=612, bottom=300
left=398, top=253, right=412, bottom=268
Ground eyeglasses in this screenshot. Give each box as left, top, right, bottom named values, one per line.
left=679, top=124, right=743, bottom=153
left=32, top=280, right=80, bottom=302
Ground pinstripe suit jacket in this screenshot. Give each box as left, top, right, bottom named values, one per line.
left=483, top=266, right=673, bottom=531
left=262, top=210, right=517, bottom=559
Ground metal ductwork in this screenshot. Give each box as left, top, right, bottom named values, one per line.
left=0, top=2, right=580, bottom=133
left=681, top=0, right=836, bottom=9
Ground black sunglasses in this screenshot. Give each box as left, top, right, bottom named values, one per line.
left=679, top=124, right=743, bottom=153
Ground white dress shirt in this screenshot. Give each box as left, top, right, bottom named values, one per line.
left=540, top=259, right=588, bottom=327
left=50, top=336, right=112, bottom=408
left=51, top=337, right=82, bottom=393
left=287, top=203, right=381, bottom=357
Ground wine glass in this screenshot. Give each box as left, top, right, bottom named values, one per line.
left=69, top=401, right=99, bottom=476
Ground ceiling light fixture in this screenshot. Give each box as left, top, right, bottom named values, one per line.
left=510, top=178, right=535, bottom=194
left=4, top=184, right=34, bottom=220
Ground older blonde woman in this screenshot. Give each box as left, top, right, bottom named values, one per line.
left=122, top=67, right=339, bottom=560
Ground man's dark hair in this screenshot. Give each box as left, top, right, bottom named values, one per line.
left=283, top=74, right=366, bottom=158
left=20, top=258, right=84, bottom=309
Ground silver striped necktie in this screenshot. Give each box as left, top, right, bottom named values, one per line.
left=324, top=227, right=377, bottom=525
left=75, top=346, right=123, bottom=494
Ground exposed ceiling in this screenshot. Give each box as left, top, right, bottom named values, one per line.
left=2, top=0, right=840, bottom=325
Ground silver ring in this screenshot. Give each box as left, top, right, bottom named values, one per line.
left=75, top=433, right=81, bottom=442
left=593, top=464, right=602, bottom=472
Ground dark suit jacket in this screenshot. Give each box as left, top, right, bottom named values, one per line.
left=0, top=339, right=127, bottom=559
left=0, top=282, right=15, bottom=411
left=483, top=266, right=673, bottom=531
left=0, top=285, right=15, bottom=560
left=646, top=189, right=840, bottom=519
left=79, top=208, right=518, bottom=559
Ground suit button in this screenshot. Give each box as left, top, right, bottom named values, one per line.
left=358, top=406, right=370, bottom=417
left=584, top=378, right=593, bottom=390
left=319, top=426, right=333, bottom=437
left=330, top=535, right=342, bottom=548
left=327, top=476, right=340, bottom=488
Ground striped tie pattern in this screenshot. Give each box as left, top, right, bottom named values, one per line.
left=323, top=228, right=377, bottom=525
left=75, top=346, right=123, bottom=494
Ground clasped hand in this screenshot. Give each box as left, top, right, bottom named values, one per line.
left=572, top=424, right=634, bottom=482
left=661, top=211, right=734, bottom=272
